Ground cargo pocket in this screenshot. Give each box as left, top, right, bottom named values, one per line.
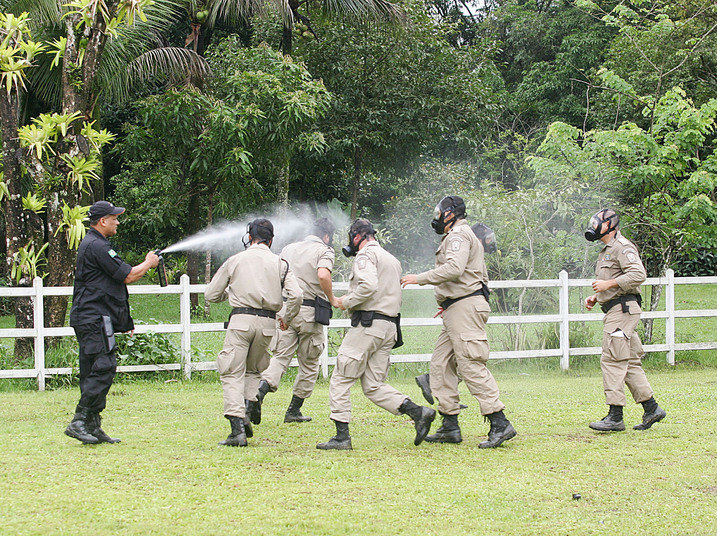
left=336, top=347, right=364, bottom=379
left=216, top=347, right=240, bottom=375
left=81, top=328, right=106, bottom=356
left=607, top=329, right=630, bottom=361
left=91, top=353, right=117, bottom=373
left=459, top=330, right=489, bottom=362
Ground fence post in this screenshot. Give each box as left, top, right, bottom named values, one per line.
left=665, top=268, right=675, bottom=365
left=559, top=270, right=570, bottom=370
left=33, top=277, right=46, bottom=391
left=180, top=274, right=192, bottom=379
left=320, top=325, right=329, bottom=379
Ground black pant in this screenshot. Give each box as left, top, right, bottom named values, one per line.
left=74, top=322, right=117, bottom=413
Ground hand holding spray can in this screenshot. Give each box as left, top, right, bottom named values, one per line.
left=154, top=249, right=168, bottom=287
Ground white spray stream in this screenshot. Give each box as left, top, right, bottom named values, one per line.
left=161, top=204, right=351, bottom=256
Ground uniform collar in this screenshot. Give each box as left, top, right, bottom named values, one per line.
left=248, top=243, right=270, bottom=251
left=604, top=231, right=622, bottom=249
left=306, top=235, right=326, bottom=246
left=88, top=227, right=108, bottom=242
left=441, top=219, right=468, bottom=242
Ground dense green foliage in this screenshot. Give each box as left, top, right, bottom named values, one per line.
left=1, top=0, right=715, bottom=301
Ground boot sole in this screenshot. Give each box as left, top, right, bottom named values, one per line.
left=479, top=427, right=517, bottom=449
left=415, top=375, right=435, bottom=405
left=589, top=422, right=626, bottom=431
left=64, top=428, right=100, bottom=445
left=316, top=442, right=352, bottom=450
left=424, top=434, right=462, bottom=444
left=633, top=409, right=666, bottom=430
left=413, top=409, right=437, bottom=446
left=284, top=416, right=312, bottom=423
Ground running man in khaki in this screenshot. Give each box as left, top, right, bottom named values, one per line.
left=205, top=219, right=302, bottom=447
left=316, top=219, right=436, bottom=450
left=401, top=196, right=516, bottom=448
left=254, top=218, right=338, bottom=424
left=583, top=209, right=666, bottom=432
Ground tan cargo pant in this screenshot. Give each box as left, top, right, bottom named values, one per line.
left=262, top=307, right=325, bottom=399
left=329, top=319, right=407, bottom=423
left=601, top=306, right=653, bottom=406
left=430, top=295, right=505, bottom=416
left=217, top=313, right=277, bottom=418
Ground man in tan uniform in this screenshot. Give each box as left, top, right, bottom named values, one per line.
left=254, top=218, right=337, bottom=424
left=205, top=218, right=302, bottom=446
left=401, top=196, right=516, bottom=448
left=316, top=219, right=436, bottom=450
left=583, top=209, right=666, bottom=432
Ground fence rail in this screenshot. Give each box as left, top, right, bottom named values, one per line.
left=1, top=269, right=715, bottom=390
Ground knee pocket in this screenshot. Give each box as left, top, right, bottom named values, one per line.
left=458, top=331, right=489, bottom=361
left=336, top=348, right=364, bottom=379
left=606, top=331, right=630, bottom=361
left=91, top=353, right=116, bottom=373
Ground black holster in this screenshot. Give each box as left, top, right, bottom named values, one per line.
left=101, top=315, right=116, bottom=353
left=439, top=284, right=490, bottom=310
left=601, top=294, right=642, bottom=314
left=351, top=311, right=402, bottom=349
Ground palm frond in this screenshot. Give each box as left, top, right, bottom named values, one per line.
left=322, top=0, right=405, bottom=23
left=0, top=0, right=63, bottom=27
left=208, top=0, right=271, bottom=27
left=116, top=47, right=210, bottom=103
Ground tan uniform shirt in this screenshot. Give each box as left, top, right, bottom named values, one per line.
left=415, top=219, right=488, bottom=304
left=205, top=243, right=302, bottom=324
left=595, top=231, right=646, bottom=306
left=281, top=235, right=334, bottom=301
left=341, top=241, right=402, bottom=317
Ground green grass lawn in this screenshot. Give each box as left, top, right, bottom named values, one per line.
left=0, top=369, right=715, bottom=535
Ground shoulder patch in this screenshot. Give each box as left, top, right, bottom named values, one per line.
left=357, top=258, right=367, bottom=270
left=449, top=237, right=463, bottom=252
left=627, top=253, right=637, bottom=263
left=108, top=249, right=117, bottom=258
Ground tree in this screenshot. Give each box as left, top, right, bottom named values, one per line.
left=293, top=3, right=502, bottom=217
left=528, top=88, right=717, bottom=339
left=208, top=39, right=332, bottom=205
left=0, top=1, right=207, bottom=357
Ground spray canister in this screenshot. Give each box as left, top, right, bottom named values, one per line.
left=154, top=249, right=168, bottom=287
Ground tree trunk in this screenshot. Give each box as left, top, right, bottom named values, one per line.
left=350, top=146, right=362, bottom=219
left=281, top=24, right=293, bottom=56
left=643, top=251, right=671, bottom=344
left=276, top=157, right=290, bottom=207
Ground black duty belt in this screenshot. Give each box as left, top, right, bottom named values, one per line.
left=440, top=284, right=490, bottom=310
left=373, top=312, right=399, bottom=324
left=230, top=307, right=276, bottom=319
left=302, top=299, right=316, bottom=307
left=601, top=294, right=642, bottom=314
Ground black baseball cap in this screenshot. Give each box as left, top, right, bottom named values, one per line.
left=89, top=200, right=125, bottom=221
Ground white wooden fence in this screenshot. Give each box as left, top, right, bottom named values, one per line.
left=0, top=269, right=715, bottom=390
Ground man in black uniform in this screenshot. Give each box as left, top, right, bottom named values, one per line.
left=65, top=201, right=159, bottom=444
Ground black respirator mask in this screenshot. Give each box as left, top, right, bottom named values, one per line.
left=471, top=223, right=497, bottom=254
left=342, top=221, right=375, bottom=257
left=243, top=219, right=274, bottom=249
left=584, top=210, right=619, bottom=242
left=431, top=196, right=466, bottom=235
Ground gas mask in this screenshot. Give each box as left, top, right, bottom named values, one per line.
left=342, top=229, right=361, bottom=257
left=431, top=196, right=467, bottom=235
left=243, top=219, right=274, bottom=249
left=584, top=210, right=619, bottom=242
left=342, top=220, right=375, bottom=257
left=471, top=223, right=497, bottom=254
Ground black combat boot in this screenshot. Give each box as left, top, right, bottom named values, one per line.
left=415, top=373, right=435, bottom=405
left=246, top=398, right=262, bottom=425
left=316, top=420, right=352, bottom=450
left=284, top=395, right=312, bottom=423
left=589, top=405, right=625, bottom=431
left=479, top=410, right=517, bottom=448
left=219, top=415, right=248, bottom=447
left=399, top=398, right=436, bottom=445
left=88, top=412, right=120, bottom=444
left=64, top=406, right=100, bottom=444
left=243, top=417, right=253, bottom=438
left=634, top=397, right=666, bottom=430
left=424, top=412, right=462, bottom=443
left=256, top=380, right=271, bottom=404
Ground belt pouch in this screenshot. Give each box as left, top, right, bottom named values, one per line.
left=314, top=296, right=333, bottom=326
